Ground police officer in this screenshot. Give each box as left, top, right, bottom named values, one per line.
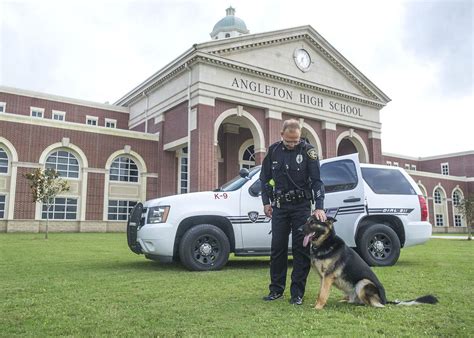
left=260, top=119, right=326, bottom=305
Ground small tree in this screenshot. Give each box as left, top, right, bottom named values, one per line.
left=24, top=168, right=70, bottom=239
left=456, top=194, right=474, bottom=241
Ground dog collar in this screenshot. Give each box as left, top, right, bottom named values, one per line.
left=311, top=244, right=334, bottom=258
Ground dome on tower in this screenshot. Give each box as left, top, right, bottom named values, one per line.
left=210, top=7, right=249, bottom=40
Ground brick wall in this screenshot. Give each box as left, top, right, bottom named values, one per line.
left=1, top=118, right=159, bottom=222
left=161, top=101, right=188, bottom=145
left=14, top=167, right=36, bottom=219
left=368, top=138, right=382, bottom=164
left=86, top=173, right=104, bottom=220
left=0, top=92, right=129, bottom=129
left=191, top=104, right=216, bottom=192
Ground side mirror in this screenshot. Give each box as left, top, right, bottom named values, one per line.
left=239, top=168, right=250, bottom=179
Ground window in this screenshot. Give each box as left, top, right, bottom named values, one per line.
left=105, top=118, right=116, bottom=128
left=219, top=166, right=260, bottom=192
left=361, top=168, right=416, bottom=195
left=453, top=191, right=461, bottom=206
left=0, top=147, right=8, bottom=174
left=241, top=145, right=256, bottom=170
left=45, top=151, right=79, bottom=178
left=321, top=159, right=358, bottom=193
left=42, top=197, right=77, bottom=220
left=441, top=163, right=449, bottom=175
left=434, top=189, right=442, bottom=204
left=411, top=164, right=417, bottom=171
left=435, top=214, right=444, bottom=226
left=108, top=200, right=137, bottom=221
left=249, top=179, right=262, bottom=197
left=225, top=33, right=231, bottom=38
left=52, top=110, right=65, bottom=121
left=386, top=161, right=392, bottom=166
left=0, top=195, right=5, bottom=218
left=30, top=107, right=44, bottom=118
left=0, top=102, right=5, bottom=113
left=110, top=157, right=139, bottom=182
left=405, top=164, right=410, bottom=170
left=178, top=147, right=188, bottom=194
left=454, top=215, right=462, bottom=227
left=393, top=162, right=399, bottom=167
left=86, top=116, right=98, bottom=126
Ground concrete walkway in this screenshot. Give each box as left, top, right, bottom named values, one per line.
left=431, top=235, right=471, bottom=240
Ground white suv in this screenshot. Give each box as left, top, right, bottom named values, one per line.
left=127, top=153, right=432, bottom=270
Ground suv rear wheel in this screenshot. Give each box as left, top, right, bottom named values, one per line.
left=179, top=224, right=230, bottom=271
left=357, top=224, right=401, bottom=266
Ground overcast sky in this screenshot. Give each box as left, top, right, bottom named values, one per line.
left=1, top=0, right=472, bottom=157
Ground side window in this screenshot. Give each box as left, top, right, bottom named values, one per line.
left=362, top=168, right=416, bottom=195
left=320, top=160, right=358, bottom=193
left=249, top=179, right=262, bottom=197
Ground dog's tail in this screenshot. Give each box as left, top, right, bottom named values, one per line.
left=387, top=294, right=438, bottom=306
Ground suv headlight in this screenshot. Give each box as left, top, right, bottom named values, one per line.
left=147, top=206, right=170, bottom=224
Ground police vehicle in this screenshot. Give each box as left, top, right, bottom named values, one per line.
left=127, top=153, right=432, bottom=271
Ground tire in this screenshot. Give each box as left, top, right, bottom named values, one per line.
left=179, top=224, right=230, bottom=271
left=357, top=224, right=401, bottom=266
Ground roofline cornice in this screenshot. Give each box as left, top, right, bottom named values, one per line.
left=0, top=86, right=128, bottom=113
left=114, top=46, right=197, bottom=106
left=115, top=25, right=391, bottom=107
left=383, top=151, right=474, bottom=161
left=117, top=51, right=387, bottom=109
left=204, top=30, right=390, bottom=103
left=196, top=53, right=386, bottom=108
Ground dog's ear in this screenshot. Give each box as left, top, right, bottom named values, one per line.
left=325, top=217, right=337, bottom=229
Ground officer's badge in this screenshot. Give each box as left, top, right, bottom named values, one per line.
left=307, top=148, right=318, bottom=160
left=248, top=211, right=259, bottom=223
left=296, top=154, right=303, bottom=164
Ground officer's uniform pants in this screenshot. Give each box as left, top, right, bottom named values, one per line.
left=269, top=200, right=311, bottom=298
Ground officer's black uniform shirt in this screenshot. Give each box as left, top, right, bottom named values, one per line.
left=260, top=140, right=325, bottom=209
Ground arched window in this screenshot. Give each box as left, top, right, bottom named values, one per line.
left=225, top=33, right=231, bottom=38
left=434, top=189, right=442, bottom=204
left=241, top=144, right=256, bottom=169
left=45, top=150, right=79, bottom=178
left=452, top=191, right=461, bottom=206
left=433, top=187, right=448, bottom=226
left=0, top=147, right=8, bottom=174
left=452, top=189, right=464, bottom=227
left=110, top=157, right=139, bottom=182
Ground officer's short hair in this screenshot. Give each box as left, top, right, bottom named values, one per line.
left=281, top=119, right=301, bottom=133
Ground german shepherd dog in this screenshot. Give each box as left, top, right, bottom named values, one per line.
left=300, top=216, right=438, bottom=310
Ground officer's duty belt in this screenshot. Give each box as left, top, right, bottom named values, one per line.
left=273, top=189, right=310, bottom=204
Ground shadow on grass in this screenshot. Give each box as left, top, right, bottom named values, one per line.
left=225, top=259, right=270, bottom=270
left=391, top=260, right=425, bottom=267
left=94, top=259, right=185, bottom=272
left=93, top=257, right=271, bottom=272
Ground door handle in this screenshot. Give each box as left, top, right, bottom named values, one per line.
left=343, top=198, right=361, bottom=203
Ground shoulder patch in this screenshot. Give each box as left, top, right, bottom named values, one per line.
left=307, top=148, right=318, bottom=160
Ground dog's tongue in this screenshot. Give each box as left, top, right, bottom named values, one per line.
left=303, top=232, right=315, bottom=247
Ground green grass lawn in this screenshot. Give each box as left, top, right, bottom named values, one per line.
left=0, top=234, right=472, bottom=336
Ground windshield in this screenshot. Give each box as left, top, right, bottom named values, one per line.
left=219, top=166, right=261, bottom=192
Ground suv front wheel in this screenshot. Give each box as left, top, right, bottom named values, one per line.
left=179, top=224, right=230, bottom=271
left=357, top=224, right=401, bottom=266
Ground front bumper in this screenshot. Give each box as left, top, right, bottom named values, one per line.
left=136, top=222, right=177, bottom=258
left=404, top=221, right=432, bottom=247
